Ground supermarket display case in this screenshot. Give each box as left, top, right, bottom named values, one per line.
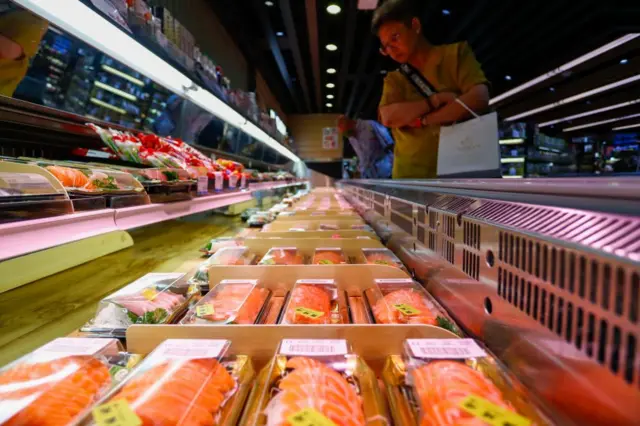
left=340, top=178, right=640, bottom=425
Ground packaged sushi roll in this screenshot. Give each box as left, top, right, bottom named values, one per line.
left=313, top=247, right=347, bottom=265
left=180, top=279, right=271, bottom=324
left=280, top=279, right=349, bottom=324
left=363, top=279, right=460, bottom=334
left=241, top=339, right=389, bottom=426
left=383, top=339, right=550, bottom=426
left=84, top=339, right=254, bottom=426
left=81, top=273, right=195, bottom=337
left=259, top=247, right=306, bottom=265
left=0, top=338, right=130, bottom=425
left=208, top=246, right=257, bottom=266
left=361, top=248, right=407, bottom=271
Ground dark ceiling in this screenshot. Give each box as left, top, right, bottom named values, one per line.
left=209, top=0, right=640, bottom=138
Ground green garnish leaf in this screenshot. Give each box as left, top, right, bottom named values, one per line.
left=92, top=176, right=119, bottom=190
left=436, top=316, right=462, bottom=336
left=162, top=170, right=179, bottom=181
left=127, top=311, right=139, bottom=323
left=139, top=308, right=169, bottom=324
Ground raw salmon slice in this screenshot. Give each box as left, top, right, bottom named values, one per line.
left=372, top=289, right=437, bottom=325
left=286, top=357, right=334, bottom=371
left=0, top=356, right=110, bottom=426
left=364, top=252, right=400, bottom=267
left=285, top=285, right=331, bottom=324
left=197, top=284, right=268, bottom=324
left=312, top=251, right=345, bottom=265
left=265, top=391, right=365, bottom=426
left=45, top=165, right=91, bottom=189
left=261, top=249, right=304, bottom=265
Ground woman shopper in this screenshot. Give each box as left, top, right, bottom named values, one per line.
left=374, top=0, right=490, bottom=179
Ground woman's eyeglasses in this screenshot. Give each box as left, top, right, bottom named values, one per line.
left=379, top=32, right=401, bottom=55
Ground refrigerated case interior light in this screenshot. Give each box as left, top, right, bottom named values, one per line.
left=502, top=175, right=524, bottom=178
left=14, top=0, right=302, bottom=164
left=538, top=98, right=640, bottom=127
left=94, top=81, right=137, bottom=102
left=563, top=112, right=640, bottom=132
left=501, top=157, right=525, bottom=163
left=613, top=122, right=640, bottom=131
left=499, top=138, right=525, bottom=145
left=101, top=64, right=145, bottom=86
left=490, top=33, right=640, bottom=105
left=504, top=74, right=640, bottom=122
left=90, top=98, right=127, bottom=115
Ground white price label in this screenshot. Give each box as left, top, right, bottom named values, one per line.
left=407, top=339, right=487, bottom=359
left=151, top=339, right=229, bottom=360
left=229, top=174, right=239, bottom=188
left=197, top=176, right=208, bottom=195
left=241, top=174, right=247, bottom=188
left=31, top=338, right=116, bottom=362
left=296, top=279, right=335, bottom=284
left=280, top=339, right=348, bottom=356
left=375, top=278, right=413, bottom=284
left=214, top=172, right=223, bottom=191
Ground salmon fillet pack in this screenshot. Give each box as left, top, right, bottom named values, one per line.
left=312, top=247, right=347, bottom=265
left=0, top=337, right=131, bottom=425
left=208, top=247, right=257, bottom=266
left=81, top=273, right=195, bottom=337
left=82, top=339, right=254, bottom=426
left=361, top=248, right=407, bottom=271
left=363, top=279, right=460, bottom=334
left=241, top=339, right=389, bottom=426
left=279, top=279, right=349, bottom=325
left=181, top=279, right=272, bottom=325
left=259, top=247, right=306, bottom=265
left=383, top=338, right=551, bottom=426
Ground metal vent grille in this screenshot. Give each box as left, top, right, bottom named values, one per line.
left=463, top=249, right=480, bottom=279
left=498, top=231, right=639, bottom=388
left=463, top=221, right=481, bottom=279
left=427, top=211, right=437, bottom=251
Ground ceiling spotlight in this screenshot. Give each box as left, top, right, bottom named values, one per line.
left=276, top=31, right=284, bottom=37
left=326, top=44, right=338, bottom=51
left=505, top=75, right=512, bottom=81
left=265, top=0, right=274, bottom=6
left=326, top=103, right=333, bottom=108
left=620, top=58, right=628, bottom=64
left=326, top=83, right=335, bottom=88
left=327, top=68, right=336, bottom=74
left=549, top=87, right=555, bottom=92
left=327, top=4, right=341, bottom=14
left=327, top=94, right=334, bottom=99
left=442, top=9, right=451, bottom=15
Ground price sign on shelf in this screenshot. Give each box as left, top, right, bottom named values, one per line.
left=407, top=339, right=487, bottom=359
left=197, top=175, right=208, bottom=195
left=459, top=395, right=531, bottom=426
left=195, top=304, right=215, bottom=317
left=393, top=303, right=421, bottom=316
left=294, top=307, right=325, bottom=319
left=280, top=339, right=348, bottom=356
left=92, top=400, right=141, bottom=426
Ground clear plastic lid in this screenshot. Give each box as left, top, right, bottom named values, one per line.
left=181, top=280, right=271, bottom=325
left=90, top=339, right=236, bottom=426
left=208, top=247, right=256, bottom=266
left=81, top=273, right=193, bottom=337
left=201, top=237, right=246, bottom=255
left=0, top=337, right=123, bottom=424
left=0, top=161, right=67, bottom=197
left=280, top=279, right=348, bottom=324
left=312, top=248, right=347, bottom=265
left=41, top=163, right=145, bottom=194
left=361, top=248, right=406, bottom=271
left=403, top=338, right=538, bottom=426
left=259, top=247, right=306, bottom=265
left=121, top=167, right=193, bottom=184
left=365, top=279, right=458, bottom=332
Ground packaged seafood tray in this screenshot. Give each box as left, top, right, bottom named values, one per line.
left=362, top=278, right=460, bottom=334
left=122, top=167, right=195, bottom=203
left=0, top=337, right=140, bottom=425
left=80, top=339, right=254, bottom=426
left=261, top=218, right=364, bottom=232
left=383, top=338, right=552, bottom=426
left=200, top=236, right=247, bottom=255
left=0, top=161, right=73, bottom=223
left=279, top=279, right=349, bottom=324
left=180, top=279, right=272, bottom=325
left=360, top=248, right=407, bottom=271
left=248, top=211, right=276, bottom=227
left=189, top=247, right=257, bottom=291
left=258, top=247, right=307, bottom=265
left=241, top=338, right=389, bottom=426
left=313, top=247, right=347, bottom=265
left=81, top=272, right=196, bottom=338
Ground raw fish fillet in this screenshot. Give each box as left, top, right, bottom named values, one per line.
left=312, top=251, right=345, bottom=265
left=372, top=289, right=437, bottom=325
left=197, top=283, right=268, bottom=324
left=114, top=290, right=185, bottom=317
left=115, top=358, right=234, bottom=426
left=264, top=356, right=365, bottom=426
left=284, top=285, right=331, bottom=324
left=364, top=252, right=401, bottom=267
left=45, top=165, right=91, bottom=189
left=261, top=249, right=304, bottom=265
left=0, top=356, right=110, bottom=426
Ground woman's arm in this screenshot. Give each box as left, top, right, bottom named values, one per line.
left=379, top=99, right=430, bottom=128
left=422, top=84, right=489, bottom=126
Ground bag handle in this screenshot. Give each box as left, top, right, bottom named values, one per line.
left=399, top=63, right=479, bottom=119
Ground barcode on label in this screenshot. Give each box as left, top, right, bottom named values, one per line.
left=280, top=339, right=348, bottom=356
left=407, top=339, right=487, bottom=359
left=153, top=339, right=229, bottom=360
left=375, top=279, right=413, bottom=284
left=296, top=279, right=334, bottom=284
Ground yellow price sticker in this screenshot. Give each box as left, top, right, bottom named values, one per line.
left=92, top=399, right=141, bottom=426
left=287, top=408, right=337, bottom=426
left=141, top=288, right=157, bottom=301
left=294, top=307, right=325, bottom=319
left=393, top=303, right=421, bottom=316
left=261, top=257, right=276, bottom=265
left=373, top=259, right=392, bottom=265
left=196, top=304, right=215, bottom=317
left=318, top=259, right=334, bottom=265
left=459, top=395, right=531, bottom=426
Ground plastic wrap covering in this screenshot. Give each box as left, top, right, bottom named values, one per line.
left=280, top=279, right=349, bottom=325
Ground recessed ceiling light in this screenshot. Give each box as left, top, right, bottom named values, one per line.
left=563, top=112, right=640, bottom=132
left=326, top=94, right=334, bottom=99
left=276, top=31, right=284, bottom=36
left=265, top=0, right=274, bottom=6
left=539, top=98, right=640, bottom=128
left=442, top=9, right=451, bottom=15
left=326, top=103, right=333, bottom=107
left=505, top=75, right=512, bottom=81
left=620, top=58, right=628, bottom=64
left=327, top=4, right=341, bottom=14
left=327, top=68, right=336, bottom=74
left=326, top=44, right=338, bottom=51
left=490, top=34, right=640, bottom=106
left=613, top=122, right=640, bottom=131
left=326, top=83, right=335, bottom=88
left=549, top=87, right=555, bottom=92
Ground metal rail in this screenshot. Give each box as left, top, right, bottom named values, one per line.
left=341, top=179, right=640, bottom=425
